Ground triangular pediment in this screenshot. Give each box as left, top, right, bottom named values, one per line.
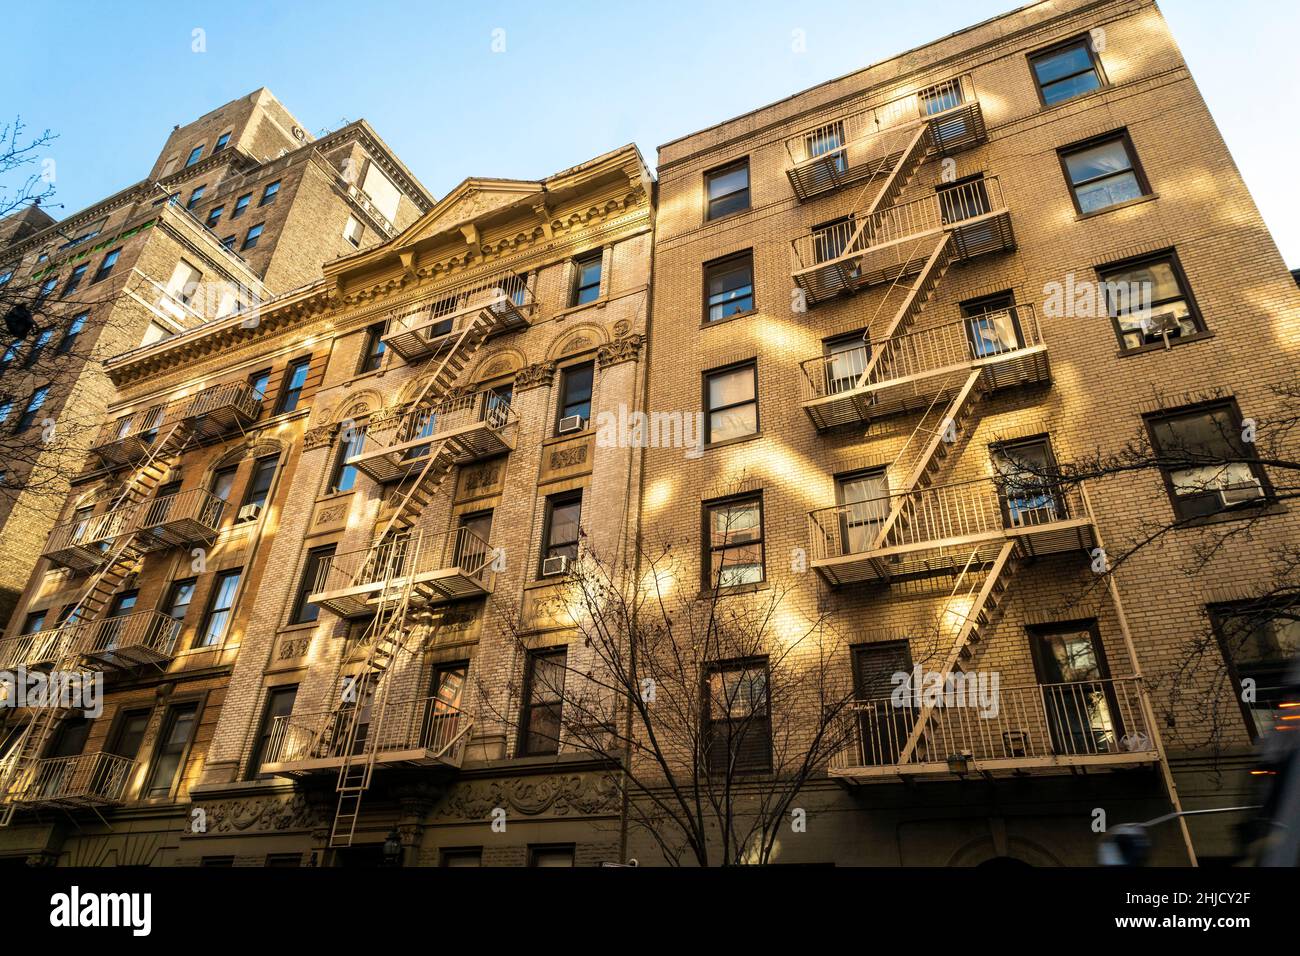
left=396, top=177, right=542, bottom=249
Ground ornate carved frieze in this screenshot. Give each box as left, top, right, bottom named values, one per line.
left=597, top=333, right=644, bottom=368
left=514, top=361, right=556, bottom=391
left=303, top=422, right=339, bottom=451
left=192, top=793, right=322, bottom=836
left=437, top=774, right=619, bottom=821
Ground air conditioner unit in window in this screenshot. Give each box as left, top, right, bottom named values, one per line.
left=541, top=555, right=571, bottom=577
left=1218, top=479, right=1264, bottom=507
left=557, top=415, right=586, bottom=435
left=236, top=503, right=262, bottom=523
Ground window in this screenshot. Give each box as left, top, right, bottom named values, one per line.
left=206, top=206, right=224, bottom=228
left=528, top=845, right=575, bottom=867
left=440, top=848, right=483, bottom=867
left=705, top=159, right=750, bottom=220
left=570, top=251, right=602, bottom=306
left=106, top=709, right=150, bottom=764
left=0, top=269, right=12, bottom=286
left=20, top=610, right=46, bottom=635
left=276, top=358, right=310, bottom=414
left=556, top=361, right=594, bottom=430
left=804, top=120, right=846, bottom=173
left=704, top=361, right=758, bottom=444
left=541, top=493, right=582, bottom=572
left=144, top=702, right=199, bottom=797
left=231, top=193, right=252, bottom=220
left=1099, top=251, right=1204, bottom=351
left=248, top=368, right=271, bottom=402
left=0, top=400, right=12, bottom=427
left=519, top=648, right=567, bottom=756
left=220, top=235, right=236, bottom=250
left=209, top=465, right=238, bottom=503
left=197, top=569, right=242, bottom=646
left=186, top=185, right=206, bottom=209
left=91, top=248, right=120, bottom=284
left=58, top=313, right=87, bottom=354
left=961, top=291, right=1021, bottom=357
left=1030, top=36, right=1105, bottom=105
left=291, top=546, right=335, bottom=624
left=811, top=215, right=857, bottom=264
left=851, top=641, right=916, bottom=766
left=704, top=494, right=765, bottom=587
left=266, top=853, right=302, bottom=867
left=213, top=131, right=231, bottom=153
left=358, top=322, right=386, bottom=373
left=14, top=386, right=49, bottom=432
left=822, top=332, right=868, bottom=395
left=259, top=180, right=281, bottom=206
left=1060, top=132, right=1148, bottom=214
left=241, top=223, right=264, bottom=251
left=344, top=216, right=364, bottom=247
left=704, top=252, right=754, bottom=322
left=1, top=341, right=20, bottom=370
left=1211, top=601, right=1300, bottom=739
left=241, top=456, right=278, bottom=512
left=164, top=578, right=197, bottom=622
left=165, top=260, right=203, bottom=305
left=704, top=659, right=771, bottom=773
left=23, top=330, right=52, bottom=368
left=61, top=264, right=88, bottom=296
left=185, top=145, right=204, bottom=167
left=991, top=436, right=1065, bottom=528
left=455, top=511, right=493, bottom=567
left=835, top=469, right=888, bottom=555
left=1146, top=401, right=1268, bottom=519
left=1027, top=621, right=1122, bottom=755
left=248, top=685, right=298, bottom=779
left=329, top=424, right=365, bottom=494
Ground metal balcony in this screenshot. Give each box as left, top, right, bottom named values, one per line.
left=0, top=626, right=80, bottom=670
left=4, top=751, right=135, bottom=808
left=798, top=305, right=1050, bottom=431
left=308, top=527, right=495, bottom=619
left=790, top=177, right=1014, bottom=305
left=382, top=271, right=532, bottom=363
left=90, top=404, right=167, bottom=467
left=808, top=478, right=1096, bottom=586
left=260, top=698, right=471, bottom=777
left=176, top=381, right=263, bottom=438
left=829, top=678, right=1158, bottom=782
left=131, top=489, right=226, bottom=550
left=786, top=75, right=986, bottom=201
left=349, top=389, right=516, bottom=484
left=77, top=610, right=183, bottom=671
left=42, top=507, right=135, bottom=571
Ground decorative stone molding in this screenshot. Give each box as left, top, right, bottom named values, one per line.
left=438, top=774, right=619, bottom=821
left=597, top=333, right=644, bottom=368
left=193, top=793, right=322, bottom=835
left=514, top=361, right=556, bottom=391
left=303, top=422, right=339, bottom=451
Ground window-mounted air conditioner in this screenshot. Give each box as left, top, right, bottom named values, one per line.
left=541, top=555, right=571, bottom=577
left=557, top=415, right=586, bottom=435
left=236, top=503, right=263, bottom=523
left=1218, top=479, right=1264, bottom=507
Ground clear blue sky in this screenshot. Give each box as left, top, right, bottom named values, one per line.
left=5, top=0, right=1299, bottom=265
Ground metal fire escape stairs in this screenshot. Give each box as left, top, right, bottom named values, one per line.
left=324, top=295, right=506, bottom=849
left=0, top=419, right=194, bottom=825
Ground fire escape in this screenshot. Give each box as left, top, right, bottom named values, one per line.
left=0, top=383, right=260, bottom=822
left=259, top=270, right=530, bottom=849
left=785, top=75, right=1164, bottom=784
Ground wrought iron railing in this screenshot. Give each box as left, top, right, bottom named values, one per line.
left=791, top=176, right=1005, bottom=273
left=264, top=698, right=470, bottom=766
left=6, top=751, right=135, bottom=805
left=808, top=477, right=1090, bottom=562
left=77, top=610, right=183, bottom=661
left=384, top=271, right=532, bottom=342
left=830, top=678, right=1153, bottom=772
left=133, top=489, right=227, bottom=538
left=312, top=527, right=495, bottom=597
left=798, top=305, right=1042, bottom=402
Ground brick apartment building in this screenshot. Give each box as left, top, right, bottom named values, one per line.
left=0, top=88, right=431, bottom=626
left=1, top=0, right=1298, bottom=867
left=643, top=0, right=1300, bottom=865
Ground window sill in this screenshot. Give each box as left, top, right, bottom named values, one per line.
left=704, top=431, right=763, bottom=452
left=277, top=620, right=320, bottom=635
left=1116, top=330, right=1214, bottom=358
left=703, top=207, right=753, bottom=227
left=1173, top=500, right=1286, bottom=529
left=698, top=580, right=770, bottom=600
left=552, top=297, right=608, bottom=321
left=543, top=429, right=594, bottom=445
left=315, top=489, right=356, bottom=504
left=1075, top=193, right=1158, bottom=221
left=701, top=308, right=758, bottom=329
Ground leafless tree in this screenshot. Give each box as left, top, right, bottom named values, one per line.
left=480, top=520, right=857, bottom=866
left=991, top=379, right=1300, bottom=758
